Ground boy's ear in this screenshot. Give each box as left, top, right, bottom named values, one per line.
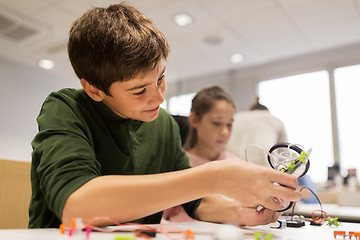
left=188, top=112, right=199, bottom=128
left=80, top=78, right=106, bottom=102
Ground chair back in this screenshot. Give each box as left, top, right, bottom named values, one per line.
left=0, top=159, right=31, bottom=229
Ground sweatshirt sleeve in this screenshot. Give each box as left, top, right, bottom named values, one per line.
left=31, top=92, right=100, bottom=220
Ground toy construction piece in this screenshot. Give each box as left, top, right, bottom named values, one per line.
left=268, top=143, right=310, bottom=178
left=267, top=143, right=311, bottom=212
left=334, top=231, right=360, bottom=239
left=327, top=217, right=340, bottom=227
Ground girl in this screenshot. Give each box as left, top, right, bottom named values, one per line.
left=162, top=86, right=240, bottom=222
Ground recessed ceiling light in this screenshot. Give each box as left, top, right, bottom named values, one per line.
left=38, top=59, right=55, bottom=70
left=173, top=13, right=193, bottom=27
left=230, top=53, right=244, bottom=64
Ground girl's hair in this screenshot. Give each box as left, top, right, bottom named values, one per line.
left=68, top=3, right=169, bottom=95
left=184, top=86, right=236, bottom=150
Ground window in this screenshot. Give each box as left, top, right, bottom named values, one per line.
left=167, top=93, right=195, bottom=116
left=334, top=64, right=360, bottom=180
left=258, top=71, right=333, bottom=183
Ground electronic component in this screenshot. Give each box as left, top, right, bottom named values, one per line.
left=310, top=221, right=322, bottom=226
left=135, top=229, right=157, bottom=238
left=308, top=209, right=327, bottom=226
left=270, top=219, right=286, bottom=229
left=286, top=220, right=305, bottom=228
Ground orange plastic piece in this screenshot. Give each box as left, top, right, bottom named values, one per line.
left=334, top=231, right=346, bottom=238
left=334, top=231, right=360, bottom=239
left=349, top=232, right=360, bottom=239
left=59, top=223, right=66, bottom=234
left=185, top=229, right=195, bottom=239
left=71, top=218, right=76, bottom=231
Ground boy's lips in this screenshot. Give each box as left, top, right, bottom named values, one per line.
left=144, top=105, right=159, bottom=113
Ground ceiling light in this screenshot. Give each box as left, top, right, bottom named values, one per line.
left=38, top=59, right=55, bottom=70
left=173, top=13, right=193, bottom=27
left=230, top=53, right=244, bottom=64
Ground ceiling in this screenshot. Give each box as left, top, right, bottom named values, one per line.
left=0, top=0, right=360, bottom=84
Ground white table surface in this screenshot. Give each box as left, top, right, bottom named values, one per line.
left=0, top=220, right=359, bottom=240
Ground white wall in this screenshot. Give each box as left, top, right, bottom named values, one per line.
left=1, top=41, right=360, bottom=162
left=167, top=42, right=360, bottom=111
left=0, top=57, right=80, bottom=161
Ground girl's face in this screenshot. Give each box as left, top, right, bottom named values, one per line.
left=191, top=100, right=235, bottom=152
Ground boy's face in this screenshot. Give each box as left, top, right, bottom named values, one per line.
left=101, top=59, right=167, bottom=122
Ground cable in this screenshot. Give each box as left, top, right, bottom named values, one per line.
left=83, top=216, right=155, bottom=233
left=290, top=186, right=323, bottom=221
left=288, top=186, right=329, bottom=227
left=60, top=216, right=189, bottom=240
left=244, top=144, right=275, bottom=163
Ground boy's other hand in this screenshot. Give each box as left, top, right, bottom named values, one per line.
left=236, top=205, right=282, bottom=226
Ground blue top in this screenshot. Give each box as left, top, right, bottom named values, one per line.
left=298, top=175, right=318, bottom=204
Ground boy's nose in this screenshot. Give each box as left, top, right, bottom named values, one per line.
left=149, top=87, right=164, bottom=105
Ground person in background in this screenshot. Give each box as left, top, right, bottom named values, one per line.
left=226, top=97, right=287, bottom=166
left=162, top=86, right=241, bottom=222
left=29, top=4, right=301, bottom=228
left=226, top=96, right=317, bottom=204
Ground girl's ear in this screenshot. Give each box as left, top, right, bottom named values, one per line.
left=188, top=112, right=199, bottom=128
left=80, top=78, right=106, bottom=102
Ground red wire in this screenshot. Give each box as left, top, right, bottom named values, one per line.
left=312, top=210, right=327, bottom=224
left=81, top=216, right=185, bottom=240
left=83, top=216, right=156, bottom=233
left=158, top=227, right=180, bottom=240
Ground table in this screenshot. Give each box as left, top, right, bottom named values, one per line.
left=292, top=203, right=360, bottom=223
left=317, top=188, right=360, bottom=207
left=1, top=220, right=359, bottom=240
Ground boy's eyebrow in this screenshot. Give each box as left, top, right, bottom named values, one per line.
left=126, top=82, right=151, bottom=91
left=126, top=67, right=166, bottom=91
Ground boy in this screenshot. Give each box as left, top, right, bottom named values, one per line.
left=29, top=3, right=300, bottom=228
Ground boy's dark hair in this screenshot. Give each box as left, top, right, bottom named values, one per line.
left=68, top=3, right=170, bottom=95
left=184, top=86, right=236, bottom=150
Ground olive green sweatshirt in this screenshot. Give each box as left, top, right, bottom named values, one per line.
left=29, top=88, right=200, bottom=228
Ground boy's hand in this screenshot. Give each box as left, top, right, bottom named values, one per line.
left=194, top=195, right=281, bottom=226
left=236, top=205, right=282, bottom=226
left=212, top=159, right=301, bottom=211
